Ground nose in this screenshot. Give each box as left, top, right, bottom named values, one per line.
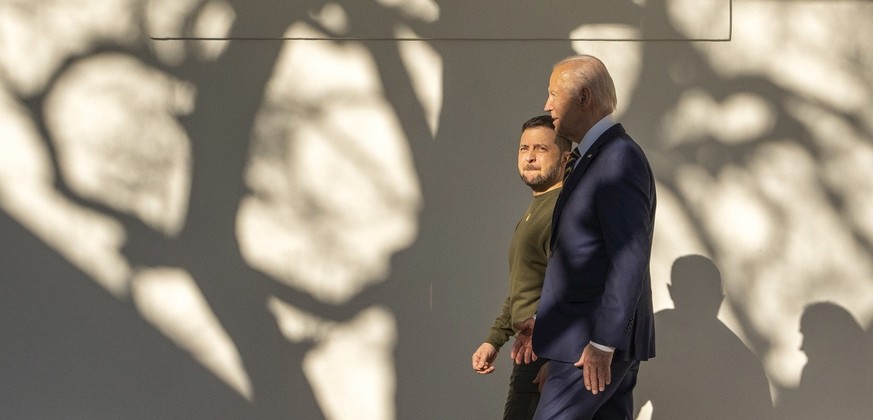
left=544, top=97, right=552, bottom=112
left=525, top=150, right=536, bottom=162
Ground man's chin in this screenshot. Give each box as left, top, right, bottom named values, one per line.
left=523, top=178, right=547, bottom=190
left=521, top=171, right=538, bottom=179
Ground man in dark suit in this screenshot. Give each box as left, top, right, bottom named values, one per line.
left=513, top=55, right=656, bottom=419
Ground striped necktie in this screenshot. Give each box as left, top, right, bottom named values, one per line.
left=564, top=147, right=581, bottom=182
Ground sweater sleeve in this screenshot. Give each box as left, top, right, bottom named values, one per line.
left=485, top=295, right=514, bottom=349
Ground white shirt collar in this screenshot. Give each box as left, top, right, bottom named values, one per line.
left=576, top=114, right=616, bottom=157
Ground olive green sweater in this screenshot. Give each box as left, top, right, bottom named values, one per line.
left=485, top=187, right=560, bottom=349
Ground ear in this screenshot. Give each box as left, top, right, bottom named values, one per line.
left=578, top=87, right=591, bottom=108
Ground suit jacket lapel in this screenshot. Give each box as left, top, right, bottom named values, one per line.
left=550, top=124, right=626, bottom=249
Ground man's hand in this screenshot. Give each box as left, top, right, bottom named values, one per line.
left=510, top=317, right=537, bottom=364
left=573, top=343, right=613, bottom=394
left=472, top=343, right=498, bottom=374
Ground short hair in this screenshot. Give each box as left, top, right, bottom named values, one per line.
left=520, top=114, right=571, bottom=152
left=521, top=114, right=554, bottom=132
left=555, top=55, right=617, bottom=115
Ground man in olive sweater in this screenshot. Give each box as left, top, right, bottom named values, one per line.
left=472, top=115, right=572, bottom=419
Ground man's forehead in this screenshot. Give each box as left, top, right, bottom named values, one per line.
left=549, top=67, right=572, bottom=89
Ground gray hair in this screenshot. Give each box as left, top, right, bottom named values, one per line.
left=555, top=55, right=617, bottom=115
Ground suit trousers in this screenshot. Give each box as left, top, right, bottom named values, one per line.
left=504, top=357, right=548, bottom=420
left=533, top=358, right=640, bottom=420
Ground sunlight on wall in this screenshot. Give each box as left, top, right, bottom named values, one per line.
left=269, top=300, right=397, bottom=420
left=705, top=2, right=870, bottom=114
left=303, top=307, right=396, bottom=420
left=0, top=0, right=251, bottom=399
left=309, top=2, right=349, bottom=35
left=146, top=0, right=202, bottom=64
left=192, top=0, right=234, bottom=59
left=238, top=22, right=421, bottom=304
left=0, top=88, right=131, bottom=297
left=0, top=0, right=140, bottom=96
left=375, top=0, right=440, bottom=23
left=146, top=0, right=234, bottom=63
left=649, top=182, right=709, bottom=312
left=568, top=3, right=873, bottom=404
left=664, top=0, right=873, bottom=391
left=4, top=2, right=425, bottom=416
left=662, top=89, right=775, bottom=146
left=44, top=53, right=193, bottom=237
left=569, top=25, right=641, bottom=118
left=132, top=267, right=252, bottom=399
left=235, top=21, right=424, bottom=417
left=3, top=1, right=873, bottom=418
left=396, top=24, right=443, bottom=138
left=666, top=0, right=731, bottom=40
left=789, top=99, right=873, bottom=252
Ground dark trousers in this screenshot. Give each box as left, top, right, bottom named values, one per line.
left=533, top=359, right=640, bottom=420
left=504, top=357, right=548, bottom=420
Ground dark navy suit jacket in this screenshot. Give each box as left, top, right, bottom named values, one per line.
left=532, top=123, right=656, bottom=363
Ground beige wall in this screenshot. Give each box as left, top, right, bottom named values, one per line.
left=1, top=1, right=872, bottom=418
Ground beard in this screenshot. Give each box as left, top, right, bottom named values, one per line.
left=520, top=162, right=562, bottom=191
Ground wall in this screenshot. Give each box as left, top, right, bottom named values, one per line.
left=1, top=1, right=872, bottom=419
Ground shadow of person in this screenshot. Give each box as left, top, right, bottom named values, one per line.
left=635, top=255, right=772, bottom=419
left=774, top=301, right=873, bottom=420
